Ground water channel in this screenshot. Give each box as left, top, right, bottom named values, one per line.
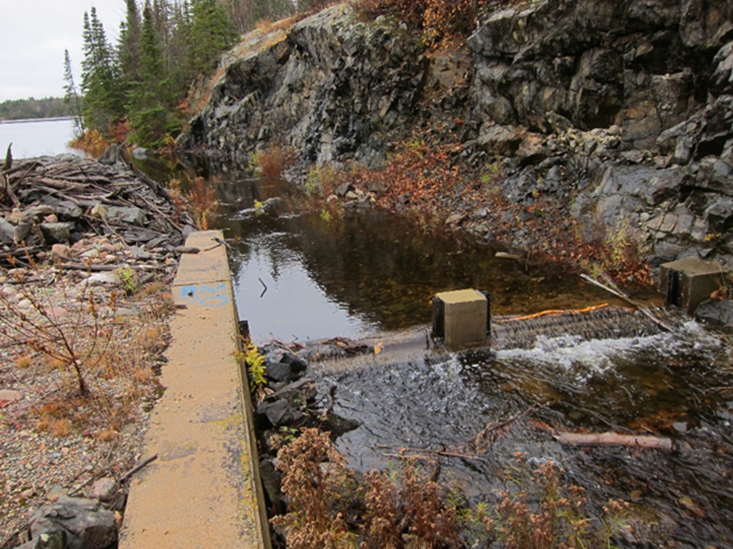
left=5, top=116, right=732, bottom=544
left=211, top=173, right=733, bottom=546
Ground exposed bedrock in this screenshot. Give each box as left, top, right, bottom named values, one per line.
left=181, top=0, right=733, bottom=270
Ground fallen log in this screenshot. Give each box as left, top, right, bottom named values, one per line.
left=554, top=431, right=674, bottom=451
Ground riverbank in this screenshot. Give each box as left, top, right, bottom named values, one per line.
left=0, top=154, right=193, bottom=547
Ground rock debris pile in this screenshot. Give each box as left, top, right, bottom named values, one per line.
left=0, top=153, right=195, bottom=273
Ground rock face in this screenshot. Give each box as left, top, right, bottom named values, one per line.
left=182, top=0, right=733, bottom=270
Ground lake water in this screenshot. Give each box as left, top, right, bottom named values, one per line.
left=0, top=117, right=80, bottom=159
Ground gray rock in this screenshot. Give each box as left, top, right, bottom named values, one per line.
left=28, top=496, right=117, bottom=549
left=39, top=223, right=74, bottom=244
left=696, top=299, right=733, bottom=327
left=257, top=399, right=293, bottom=427
left=91, top=478, right=117, bottom=502
left=265, top=361, right=293, bottom=383
left=712, top=41, right=733, bottom=94
left=107, top=207, right=145, bottom=226
left=0, top=217, right=14, bottom=244
left=259, top=458, right=282, bottom=505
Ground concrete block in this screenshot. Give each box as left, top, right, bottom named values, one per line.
left=659, top=257, right=729, bottom=314
left=433, top=289, right=488, bottom=348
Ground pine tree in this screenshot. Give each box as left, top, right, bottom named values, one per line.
left=63, top=49, right=85, bottom=134
left=81, top=8, right=123, bottom=133
left=128, top=0, right=180, bottom=146
left=190, top=0, right=238, bottom=76
left=118, top=0, right=143, bottom=93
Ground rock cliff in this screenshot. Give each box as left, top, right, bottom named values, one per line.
left=181, top=0, right=733, bottom=271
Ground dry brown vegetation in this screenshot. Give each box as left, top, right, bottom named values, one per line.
left=311, top=133, right=650, bottom=286
left=0, top=259, right=172, bottom=542
left=271, top=430, right=630, bottom=547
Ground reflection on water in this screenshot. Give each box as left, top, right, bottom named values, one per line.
left=214, top=176, right=622, bottom=342
left=211, top=172, right=733, bottom=545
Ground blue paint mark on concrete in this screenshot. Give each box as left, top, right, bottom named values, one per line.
left=180, top=283, right=230, bottom=308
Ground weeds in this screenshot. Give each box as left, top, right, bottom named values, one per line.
left=167, top=176, right=219, bottom=230
left=489, top=454, right=629, bottom=549
left=241, top=341, right=268, bottom=402
left=116, top=266, right=139, bottom=295
left=270, top=429, right=631, bottom=548
left=68, top=128, right=109, bottom=157
left=249, top=144, right=297, bottom=182
left=272, top=427, right=356, bottom=548
left=0, top=265, right=117, bottom=397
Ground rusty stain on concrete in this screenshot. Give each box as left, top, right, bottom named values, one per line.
left=120, top=231, right=270, bottom=548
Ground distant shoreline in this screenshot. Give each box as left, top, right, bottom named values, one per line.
left=0, top=116, right=76, bottom=124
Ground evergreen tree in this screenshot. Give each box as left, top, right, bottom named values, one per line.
left=128, top=1, right=180, bottom=146
left=118, top=0, right=143, bottom=93
left=81, top=8, right=123, bottom=132
left=189, top=0, right=238, bottom=76
left=63, top=49, right=85, bottom=134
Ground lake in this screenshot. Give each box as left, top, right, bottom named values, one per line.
left=0, top=117, right=81, bottom=159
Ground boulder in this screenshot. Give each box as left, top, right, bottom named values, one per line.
left=27, top=496, right=117, bottom=549
left=696, top=299, right=733, bottom=327
left=39, top=223, right=74, bottom=244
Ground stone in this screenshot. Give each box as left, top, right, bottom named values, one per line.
left=712, top=41, right=733, bottom=93
left=85, top=272, right=119, bottom=286
left=91, top=478, right=117, bottom=501
left=28, top=496, right=117, bottom=549
left=696, top=299, right=733, bottom=327
left=0, top=389, right=23, bottom=403
left=0, top=217, right=14, bottom=244
left=14, top=221, right=33, bottom=243
left=279, top=352, right=307, bottom=374
left=265, top=361, right=293, bottom=383
left=45, top=485, right=66, bottom=502
left=257, top=399, right=293, bottom=427
left=259, top=458, right=282, bottom=505
left=39, top=223, right=74, bottom=244
left=51, top=244, right=71, bottom=260
left=16, top=531, right=66, bottom=549
left=106, top=207, right=145, bottom=226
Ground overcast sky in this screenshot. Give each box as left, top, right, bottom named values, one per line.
left=0, top=1, right=125, bottom=102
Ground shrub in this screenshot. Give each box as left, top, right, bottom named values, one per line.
left=355, top=0, right=487, bottom=46
left=249, top=144, right=297, bottom=181
left=272, top=428, right=356, bottom=548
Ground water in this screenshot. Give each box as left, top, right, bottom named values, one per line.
left=0, top=117, right=80, bottom=159
left=215, top=176, right=625, bottom=342
left=210, top=174, right=733, bottom=546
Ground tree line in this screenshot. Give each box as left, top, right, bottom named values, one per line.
left=68, top=0, right=322, bottom=148
left=0, top=98, right=72, bottom=121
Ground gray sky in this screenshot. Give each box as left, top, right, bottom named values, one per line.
left=0, top=1, right=125, bottom=102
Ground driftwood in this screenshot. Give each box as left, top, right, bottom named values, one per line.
left=119, top=454, right=159, bottom=483
left=581, top=273, right=674, bottom=332
left=1, top=154, right=195, bottom=269
left=554, top=431, right=674, bottom=451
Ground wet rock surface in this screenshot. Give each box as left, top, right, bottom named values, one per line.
left=182, top=0, right=733, bottom=272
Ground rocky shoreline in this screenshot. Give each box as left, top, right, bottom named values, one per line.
left=181, top=0, right=733, bottom=275
left=0, top=153, right=193, bottom=548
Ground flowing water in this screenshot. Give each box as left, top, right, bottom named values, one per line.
left=4, top=109, right=728, bottom=544
left=211, top=174, right=733, bottom=546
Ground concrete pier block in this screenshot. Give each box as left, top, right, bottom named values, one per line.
left=659, top=257, right=729, bottom=314
left=433, top=289, right=489, bottom=348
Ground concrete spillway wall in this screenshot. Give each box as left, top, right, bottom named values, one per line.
left=120, top=230, right=270, bottom=548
